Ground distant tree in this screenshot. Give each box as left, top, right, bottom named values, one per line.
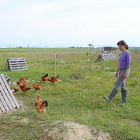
left=69, top=47, right=75, bottom=48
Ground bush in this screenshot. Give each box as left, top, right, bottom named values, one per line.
left=11, top=53, right=17, bottom=57
left=71, top=72, right=83, bottom=79
left=21, top=53, right=25, bottom=56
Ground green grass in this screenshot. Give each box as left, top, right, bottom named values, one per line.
left=0, top=48, right=140, bottom=140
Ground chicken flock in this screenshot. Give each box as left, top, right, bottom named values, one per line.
left=10, top=73, right=60, bottom=118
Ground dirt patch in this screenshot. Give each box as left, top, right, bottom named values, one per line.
left=44, top=136, right=54, bottom=140
left=104, top=67, right=110, bottom=70
left=0, top=98, right=27, bottom=117
left=46, top=121, right=111, bottom=140
left=109, top=72, right=116, bottom=75
left=93, top=65, right=101, bottom=68
left=20, top=118, right=30, bottom=124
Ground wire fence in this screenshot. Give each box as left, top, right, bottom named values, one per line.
left=0, top=46, right=139, bottom=68
left=0, top=47, right=100, bottom=67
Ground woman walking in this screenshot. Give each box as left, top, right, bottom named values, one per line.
left=103, top=40, right=131, bottom=102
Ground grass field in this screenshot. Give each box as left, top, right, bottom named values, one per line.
left=0, top=48, right=140, bottom=140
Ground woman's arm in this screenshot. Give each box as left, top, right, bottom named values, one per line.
left=117, top=65, right=119, bottom=73
left=123, top=68, right=129, bottom=79
left=123, top=53, right=131, bottom=79
left=115, top=65, right=119, bottom=77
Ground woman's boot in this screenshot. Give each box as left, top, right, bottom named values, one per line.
left=118, top=90, right=127, bottom=103
left=103, top=88, right=118, bottom=102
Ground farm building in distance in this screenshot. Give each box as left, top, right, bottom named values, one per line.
left=104, top=46, right=116, bottom=53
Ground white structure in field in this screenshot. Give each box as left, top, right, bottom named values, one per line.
left=96, top=52, right=116, bottom=61
left=100, top=53, right=116, bottom=60
left=5, top=58, right=28, bottom=71
left=0, top=74, right=20, bottom=113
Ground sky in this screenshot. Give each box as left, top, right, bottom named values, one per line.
left=0, top=0, right=140, bottom=48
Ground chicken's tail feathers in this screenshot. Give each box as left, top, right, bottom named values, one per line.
left=43, top=101, right=48, bottom=107
left=57, top=75, right=60, bottom=79
left=45, top=73, right=48, bottom=77
left=14, top=89, right=19, bottom=92
left=27, top=88, right=31, bottom=90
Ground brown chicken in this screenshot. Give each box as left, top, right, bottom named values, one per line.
left=19, top=77, right=28, bottom=84
left=42, top=73, right=48, bottom=82
left=17, top=81, right=31, bottom=95
left=47, top=75, right=60, bottom=85
left=34, top=95, right=48, bottom=118
left=33, top=84, right=41, bottom=93
left=10, top=87, right=19, bottom=95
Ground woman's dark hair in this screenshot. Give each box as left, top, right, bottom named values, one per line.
left=125, top=44, right=128, bottom=50
left=117, top=40, right=128, bottom=50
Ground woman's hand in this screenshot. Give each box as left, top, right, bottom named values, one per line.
left=123, top=73, right=127, bottom=79
left=123, top=68, right=129, bottom=79
left=115, top=72, right=118, bottom=78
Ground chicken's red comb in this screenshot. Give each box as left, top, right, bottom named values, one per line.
left=17, top=81, right=21, bottom=85
left=37, top=95, right=40, bottom=100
